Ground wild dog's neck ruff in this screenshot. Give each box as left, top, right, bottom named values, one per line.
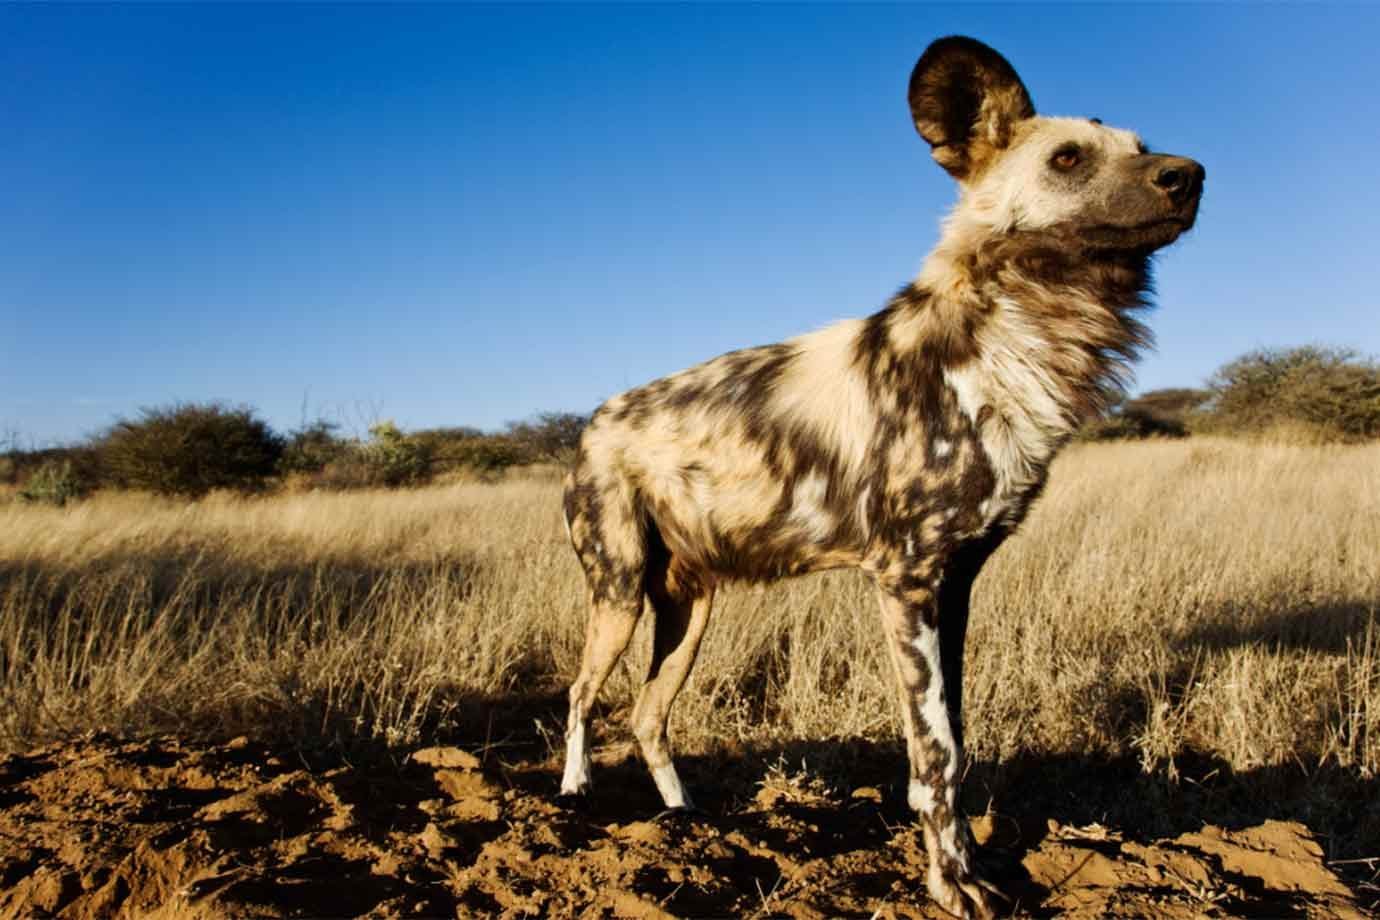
left=909, top=223, right=1154, bottom=524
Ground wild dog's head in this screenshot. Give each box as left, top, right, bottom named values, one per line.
left=909, top=36, right=1203, bottom=254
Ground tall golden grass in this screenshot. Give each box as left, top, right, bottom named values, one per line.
left=2, top=440, right=1377, bottom=786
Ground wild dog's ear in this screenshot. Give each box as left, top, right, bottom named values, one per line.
left=908, top=36, right=1035, bottom=180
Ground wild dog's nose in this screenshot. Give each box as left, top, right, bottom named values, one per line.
left=1154, top=166, right=1187, bottom=194
left=1152, top=157, right=1205, bottom=206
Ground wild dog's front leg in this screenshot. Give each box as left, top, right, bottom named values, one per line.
left=876, top=577, right=999, bottom=920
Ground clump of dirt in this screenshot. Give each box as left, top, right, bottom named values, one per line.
left=0, top=733, right=1370, bottom=918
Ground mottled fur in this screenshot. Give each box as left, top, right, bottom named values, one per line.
left=558, top=36, right=1202, bottom=919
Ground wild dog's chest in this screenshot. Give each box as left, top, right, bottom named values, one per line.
left=939, top=356, right=1072, bottom=531
left=861, top=355, right=1063, bottom=556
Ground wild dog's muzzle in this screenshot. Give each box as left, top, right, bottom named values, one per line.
left=1082, top=154, right=1205, bottom=252
left=1125, top=153, right=1204, bottom=231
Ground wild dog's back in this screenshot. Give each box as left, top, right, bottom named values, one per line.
left=566, top=305, right=999, bottom=584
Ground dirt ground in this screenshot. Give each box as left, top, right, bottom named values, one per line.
left=1, top=720, right=1374, bottom=920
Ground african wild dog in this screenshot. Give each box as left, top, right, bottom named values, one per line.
left=559, top=36, right=1202, bottom=918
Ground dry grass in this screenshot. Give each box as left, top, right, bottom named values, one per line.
left=2, top=439, right=1377, bottom=838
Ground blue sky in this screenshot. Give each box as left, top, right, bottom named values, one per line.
left=3, top=4, right=1377, bottom=446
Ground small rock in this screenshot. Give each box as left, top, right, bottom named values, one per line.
left=448, top=798, right=502, bottom=822
left=617, top=821, right=667, bottom=846
left=412, top=746, right=481, bottom=771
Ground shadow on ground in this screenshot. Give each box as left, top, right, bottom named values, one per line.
left=1176, top=597, right=1377, bottom=656
left=4, top=686, right=1374, bottom=919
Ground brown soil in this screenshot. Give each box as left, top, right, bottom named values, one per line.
left=0, top=729, right=1371, bottom=919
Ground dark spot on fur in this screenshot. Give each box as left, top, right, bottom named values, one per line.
left=853, top=286, right=973, bottom=424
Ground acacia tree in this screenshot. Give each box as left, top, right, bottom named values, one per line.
left=1206, top=346, right=1380, bottom=441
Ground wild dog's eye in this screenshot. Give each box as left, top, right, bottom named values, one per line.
left=1050, top=145, right=1081, bottom=170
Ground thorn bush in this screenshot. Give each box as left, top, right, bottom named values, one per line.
left=100, top=403, right=284, bottom=497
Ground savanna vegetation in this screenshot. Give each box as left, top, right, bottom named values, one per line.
left=2, top=439, right=1377, bottom=858
left=1, top=407, right=589, bottom=502
left=1079, top=345, right=1380, bottom=444
left=3, top=344, right=1376, bottom=506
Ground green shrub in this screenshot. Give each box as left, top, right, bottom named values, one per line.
left=413, top=427, right=536, bottom=476
left=279, top=419, right=347, bottom=475
left=410, top=427, right=487, bottom=470
left=505, top=412, right=588, bottom=464
left=301, top=423, right=435, bottom=491
left=1079, top=410, right=1183, bottom=442
left=1199, top=346, right=1380, bottom=442
left=1078, top=388, right=1208, bottom=441
left=101, top=403, right=284, bottom=497
left=1126, top=388, right=1211, bottom=421
left=449, top=436, right=529, bottom=473
left=361, top=421, right=433, bottom=487
left=18, top=460, right=84, bottom=506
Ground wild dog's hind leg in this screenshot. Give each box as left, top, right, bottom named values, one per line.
left=560, top=594, right=641, bottom=797
left=876, top=573, right=999, bottom=920
left=630, top=552, right=714, bottom=810
left=560, top=479, right=646, bottom=798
